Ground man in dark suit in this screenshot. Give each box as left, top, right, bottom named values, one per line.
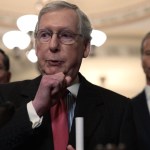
left=132, top=32, right=150, bottom=150
left=0, top=1, right=137, bottom=150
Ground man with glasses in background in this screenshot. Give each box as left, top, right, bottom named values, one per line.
left=0, top=1, right=137, bottom=150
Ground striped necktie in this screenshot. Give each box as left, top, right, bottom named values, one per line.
left=64, top=91, right=76, bottom=131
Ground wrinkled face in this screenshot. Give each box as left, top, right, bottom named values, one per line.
left=35, top=8, right=90, bottom=81
left=142, top=38, right=150, bottom=84
left=0, top=53, right=10, bottom=83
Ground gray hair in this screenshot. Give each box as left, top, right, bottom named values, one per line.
left=35, top=0, right=92, bottom=42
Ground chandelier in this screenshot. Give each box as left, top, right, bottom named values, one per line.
left=2, top=14, right=38, bottom=63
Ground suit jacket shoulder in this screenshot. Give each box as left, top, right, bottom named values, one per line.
left=131, top=90, right=150, bottom=150
left=0, top=75, right=42, bottom=106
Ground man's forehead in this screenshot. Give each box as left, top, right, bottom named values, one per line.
left=40, top=9, right=78, bottom=23
left=39, top=10, right=78, bottom=30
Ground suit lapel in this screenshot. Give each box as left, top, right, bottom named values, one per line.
left=20, top=75, right=42, bottom=101
left=133, top=91, right=150, bottom=134
left=69, top=74, right=104, bottom=147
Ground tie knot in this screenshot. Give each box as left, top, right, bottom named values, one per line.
left=61, top=89, right=70, bottom=99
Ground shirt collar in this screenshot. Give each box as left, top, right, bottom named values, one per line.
left=67, top=75, right=80, bottom=98
left=67, top=83, right=80, bottom=98
left=145, top=85, right=150, bottom=101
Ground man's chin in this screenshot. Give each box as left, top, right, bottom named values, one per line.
left=43, top=69, right=65, bottom=75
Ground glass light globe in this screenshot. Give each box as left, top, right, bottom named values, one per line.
left=91, top=29, right=107, bottom=47
left=17, top=14, right=38, bottom=33
left=26, top=49, right=38, bottom=63
left=2, top=30, right=31, bottom=50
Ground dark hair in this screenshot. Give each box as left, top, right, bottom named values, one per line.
left=141, top=32, right=150, bottom=54
left=0, top=49, right=10, bottom=71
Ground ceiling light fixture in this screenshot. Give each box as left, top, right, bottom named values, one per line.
left=17, top=14, right=38, bottom=33
left=2, top=30, right=31, bottom=50
left=91, top=29, right=107, bottom=47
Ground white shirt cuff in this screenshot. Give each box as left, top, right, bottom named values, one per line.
left=27, top=101, right=43, bottom=129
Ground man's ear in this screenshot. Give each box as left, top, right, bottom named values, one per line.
left=83, top=42, right=91, bottom=58
left=34, top=41, right=37, bottom=55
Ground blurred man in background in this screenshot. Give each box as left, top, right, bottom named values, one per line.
left=0, top=48, right=13, bottom=128
left=132, top=32, right=150, bottom=150
left=0, top=48, right=11, bottom=83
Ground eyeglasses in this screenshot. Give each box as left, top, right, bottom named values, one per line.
left=35, top=29, right=82, bottom=45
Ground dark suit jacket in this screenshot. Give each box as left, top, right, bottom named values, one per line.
left=132, top=90, right=150, bottom=150
left=0, top=73, right=137, bottom=150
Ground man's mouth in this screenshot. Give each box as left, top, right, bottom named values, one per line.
left=46, top=60, right=63, bottom=66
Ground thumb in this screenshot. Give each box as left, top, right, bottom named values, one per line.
left=67, top=145, right=75, bottom=150
left=65, top=76, right=72, bottom=86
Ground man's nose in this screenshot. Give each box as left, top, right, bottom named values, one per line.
left=49, top=33, right=59, bottom=52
